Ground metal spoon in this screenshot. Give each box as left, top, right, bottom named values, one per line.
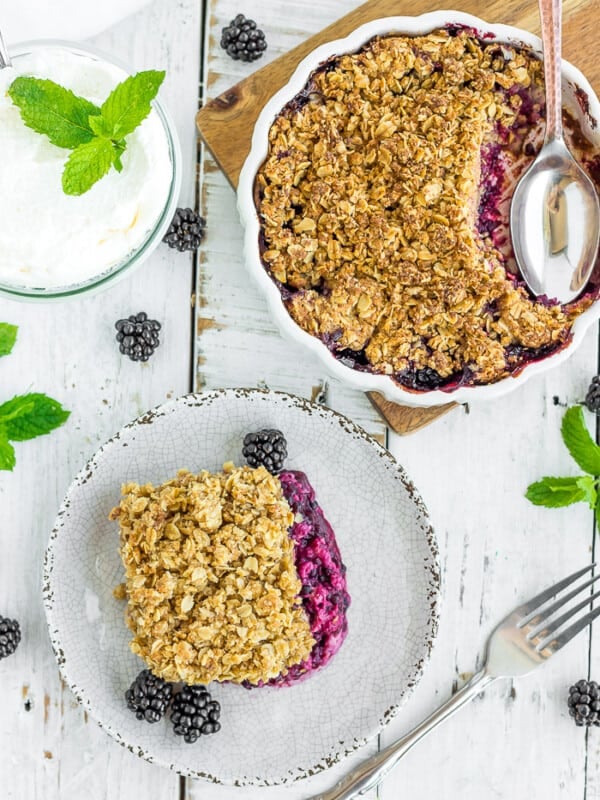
left=0, top=26, right=11, bottom=69
left=510, top=0, right=600, bottom=303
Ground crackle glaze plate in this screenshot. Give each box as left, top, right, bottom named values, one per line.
left=43, top=388, right=439, bottom=788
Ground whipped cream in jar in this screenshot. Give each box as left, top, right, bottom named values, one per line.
left=0, top=41, right=181, bottom=300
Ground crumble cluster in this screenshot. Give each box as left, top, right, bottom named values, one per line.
left=109, top=464, right=315, bottom=685
left=255, top=29, right=590, bottom=386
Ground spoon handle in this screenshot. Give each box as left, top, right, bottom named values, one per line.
left=0, top=28, right=11, bottom=69
left=539, top=0, right=563, bottom=141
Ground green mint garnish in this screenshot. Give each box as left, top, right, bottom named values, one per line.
left=0, top=323, right=18, bottom=357
left=526, top=405, right=600, bottom=511
left=99, top=70, right=165, bottom=139
left=8, top=69, right=165, bottom=196
left=62, top=137, right=117, bottom=196
left=0, top=324, right=70, bottom=472
left=0, top=393, right=70, bottom=441
left=8, top=77, right=101, bottom=149
left=560, top=405, right=600, bottom=475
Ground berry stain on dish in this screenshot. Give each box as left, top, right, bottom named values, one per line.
left=254, top=28, right=600, bottom=394
left=110, top=429, right=350, bottom=712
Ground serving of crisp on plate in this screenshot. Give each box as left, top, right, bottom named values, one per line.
left=43, top=389, right=439, bottom=786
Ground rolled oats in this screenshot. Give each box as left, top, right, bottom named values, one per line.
left=255, top=29, right=594, bottom=388
left=109, top=465, right=315, bottom=685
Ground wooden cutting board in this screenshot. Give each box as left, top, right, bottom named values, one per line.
left=195, top=0, right=599, bottom=435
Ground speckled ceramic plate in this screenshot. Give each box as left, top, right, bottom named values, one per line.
left=43, top=389, right=439, bottom=788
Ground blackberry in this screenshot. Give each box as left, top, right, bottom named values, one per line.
left=399, top=366, right=444, bottom=390
left=220, top=14, right=267, bottom=62
left=414, top=367, right=444, bottom=389
left=163, top=208, right=206, bottom=252
left=0, top=616, right=21, bottom=660
left=115, top=312, right=161, bottom=362
left=125, top=669, right=173, bottom=723
left=171, top=685, right=221, bottom=743
left=242, top=429, right=288, bottom=473
left=585, top=377, right=600, bottom=414
left=568, top=679, right=600, bottom=726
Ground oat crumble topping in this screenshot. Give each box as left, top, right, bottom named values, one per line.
left=109, top=464, right=315, bottom=685
left=255, top=28, right=595, bottom=389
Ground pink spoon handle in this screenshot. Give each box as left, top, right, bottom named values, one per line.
left=539, top=0, right=563, bottom=141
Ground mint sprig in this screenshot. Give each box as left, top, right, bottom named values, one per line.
left=0, top=325, right=70, bottom=472
left=526, top=405, right=600, bottom=511
left=8, top=70, right=165, bottom=196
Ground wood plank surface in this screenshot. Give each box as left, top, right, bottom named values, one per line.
left=0, top=1, right=200, bottom=798
left=196, top=0, right=599, bottom=435
left=197, top=0, right=599, bottom=184
left=1, top=1, right=599, bottom=799
left=191, top=0, right=600, bottom=798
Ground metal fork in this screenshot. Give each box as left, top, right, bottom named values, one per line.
left=313, top=564, right=600, bottom=800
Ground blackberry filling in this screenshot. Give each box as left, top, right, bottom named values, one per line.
left=266, top=470, right=351, bottom=687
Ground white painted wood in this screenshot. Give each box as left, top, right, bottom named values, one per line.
left=194, top=0, right=386, bottom=439
left=191, top=2, right=600, bottom=800
left=0, top=0, right=199, bottom=798
left=381, top=348, right=596, bottom=799
left=1, top=1, right=598, bottom=799
left=188, top=1, right=384, bottom=798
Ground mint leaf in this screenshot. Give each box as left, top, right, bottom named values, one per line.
left=100, top=70, right=165, bottom=139
left=88, top=114, right=114, bottom=138
left=561, top=406, right=600, bottom=475
left=0, top=323, right=18, bottom=357
left=576, top=475, right=598, bottom=510
left=525, top=476, right=588, bottom=508
left=0, top=433, right=16, bottom=472
left=62, top=138, right=115, bottom=196
left=8, top=77, right=101, bottom=149
left=0, top=393, right=70, bottom=441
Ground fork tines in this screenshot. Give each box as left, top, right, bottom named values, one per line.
left=516, top=564, right=600, bottom=655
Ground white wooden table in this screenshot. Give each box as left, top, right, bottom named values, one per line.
left=1, top=1, right=599, bottom=798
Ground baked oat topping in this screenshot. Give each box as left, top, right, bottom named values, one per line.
left=109, top=464, right=315, bottom=685
left=255, top=28, right=597, bottom=390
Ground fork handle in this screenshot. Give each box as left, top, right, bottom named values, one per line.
left=311, top=669, right=496, bottom=800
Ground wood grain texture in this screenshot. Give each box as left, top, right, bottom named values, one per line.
left=0, top=1, right=199, bottom=798
left=189, top=0, right=386, bottom=796
left=367, top=392, right=458, bottom=434
left=197, top=0, right=599, bottom=186
left=196, top=0, right=599, bottom=435
left=194, top=0, right=600, bottom=798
